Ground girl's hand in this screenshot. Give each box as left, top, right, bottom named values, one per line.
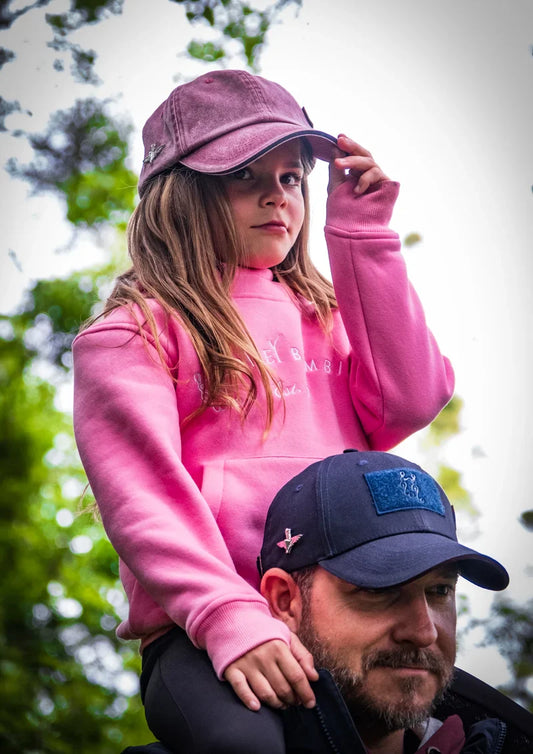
left=328, top=134, right=389, bottom=196
left=223, top=634, right=318, bottom=711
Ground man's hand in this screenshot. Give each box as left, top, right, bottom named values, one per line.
left=223, top=634, right=318, bottom=711
left=328, top=134, right=389, bottom=195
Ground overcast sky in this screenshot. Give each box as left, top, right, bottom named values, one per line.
left=2, top=0, right=532, bottom=689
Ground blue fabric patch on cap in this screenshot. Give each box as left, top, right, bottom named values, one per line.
left=365, top=468, right=445, bottom=516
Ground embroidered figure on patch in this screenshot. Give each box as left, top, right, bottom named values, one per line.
left=143, top=143, right=164, bottom=164
left=398, top=470, right=422, bottom=501
left=277, top=528, right=303, bottom=554
left=364, top=468, right=446, bottom=516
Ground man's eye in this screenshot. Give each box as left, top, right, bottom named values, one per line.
left=431, top=584, right=456, bottom=598
left=354, top=586, right=399, bottom=603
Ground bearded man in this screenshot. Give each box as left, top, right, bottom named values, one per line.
left=257, top=449, right=532, bottom=753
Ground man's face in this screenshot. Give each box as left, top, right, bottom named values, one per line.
left=296, top=566, right=457, bottom=731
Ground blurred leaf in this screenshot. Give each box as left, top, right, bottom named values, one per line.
left=7, top=269, right=112, bottom=369
left=187, top=39, right=225, bottom=62
left=8, top=98, right=136, bottom=227
left=61, top=163, right=136, bottom=227
left=520, top=509, right=533, bottom=532
left=426, top=395, right=464, bottom=445
left=173, top=0, right=301, bottom=69
left=0, top=47, right=15, bottom=67
left=437, top=464, right=477, bottom=515
left=403, top=232, right=423, bottom=247
left=0, top=95, right=20, bottom=131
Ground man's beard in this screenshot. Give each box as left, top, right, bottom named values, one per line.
left=298, top=612, right=454, bottom=733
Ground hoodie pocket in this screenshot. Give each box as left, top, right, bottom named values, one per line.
left=202, top=455, right=322, bottom=587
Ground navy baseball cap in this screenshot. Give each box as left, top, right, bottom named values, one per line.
left=258, top=450, right=509, bottom=591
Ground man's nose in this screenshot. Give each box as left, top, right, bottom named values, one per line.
left=391, top=595, right=439, bottom=647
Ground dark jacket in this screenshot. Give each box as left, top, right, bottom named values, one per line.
left=281, top=668, right=532, bottom=754
left=122, top=667, right=533, bottom=754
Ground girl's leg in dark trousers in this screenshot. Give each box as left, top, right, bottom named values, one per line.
left=141, top=627, right=285, bottom=754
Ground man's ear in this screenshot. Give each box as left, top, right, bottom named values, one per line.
left=260, top=568, right=303, bottom=633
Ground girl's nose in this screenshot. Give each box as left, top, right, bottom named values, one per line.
left=259, top=177, right=287, bottom=207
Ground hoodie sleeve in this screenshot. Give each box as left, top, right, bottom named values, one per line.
left=325, top=180, right=455, bottom=450
left=72, top=310, right=290, bottom=678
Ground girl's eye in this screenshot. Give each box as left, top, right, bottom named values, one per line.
left=282, top=172, right=303, bottom=186
left=231, top=168, right=252, bottom=181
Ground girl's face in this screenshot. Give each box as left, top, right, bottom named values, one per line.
left=219, top=141, right=306, bottom=269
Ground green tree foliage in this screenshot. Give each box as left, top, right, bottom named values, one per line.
left=7, top=98, right=136, bottom=228
left=173, top=0, right=301, bottom=70
left=1, top=1, right=124, bottom=129
left=479, top=595, right=533, bottom=712
left=421, top=400, right=533, bottom=709
left=1, top=276, right=152, bottom=751
left=468, top=511, right=533, bottom=713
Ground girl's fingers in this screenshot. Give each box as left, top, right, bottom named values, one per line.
left=224, top=640, right=304, bottom=709
left=277, top=655, right=316, bottom=709
left=251, top=670, right=293, bottom=709
left=327, top=144, right=348, bottom=195
left=226, top=665, right=295, bottom=710
left=224, top=639, right=316, bottom=710
left=334, top=155, right=379, bottom=173
left=330, top=133, right=390, bottom=194
left=337, top=133, right=372, bottom=157
left=224, top=667, right=262, bottom=711
left=354, top=165, right=389, bottom=193
left=290, top=631, right=319, bottom=682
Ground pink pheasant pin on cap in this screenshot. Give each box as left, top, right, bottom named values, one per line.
left=277, top=528, right=303, bottom=555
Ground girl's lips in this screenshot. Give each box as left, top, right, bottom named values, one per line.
left=253, top=222, right=287, bottom=231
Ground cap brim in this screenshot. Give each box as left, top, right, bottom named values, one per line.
left=319, top=532, right=509, bottom=591
left=179, top=122, right=338, bottom=174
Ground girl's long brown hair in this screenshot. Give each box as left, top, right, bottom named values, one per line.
left=89, top=157, right=337, bottom=429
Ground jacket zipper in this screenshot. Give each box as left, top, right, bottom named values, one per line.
left=314, top=703, right=342, bottom=754
left=493, top=721, right=507, bottom=754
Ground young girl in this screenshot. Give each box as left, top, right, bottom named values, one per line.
left=73, top=69, right=454, bottom=752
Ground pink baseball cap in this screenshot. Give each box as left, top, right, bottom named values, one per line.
left=138, top=69, right=338, bottom=195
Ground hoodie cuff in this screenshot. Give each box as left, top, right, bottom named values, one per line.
left=194, top=599, right=292, bottom=679
left=325, top=180, right=400, bottom=233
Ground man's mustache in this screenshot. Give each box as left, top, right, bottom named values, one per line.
left=363, top=648, right=448, bottom=675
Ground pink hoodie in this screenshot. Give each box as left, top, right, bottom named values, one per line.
left=73, top=181, right=454, bottom=678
